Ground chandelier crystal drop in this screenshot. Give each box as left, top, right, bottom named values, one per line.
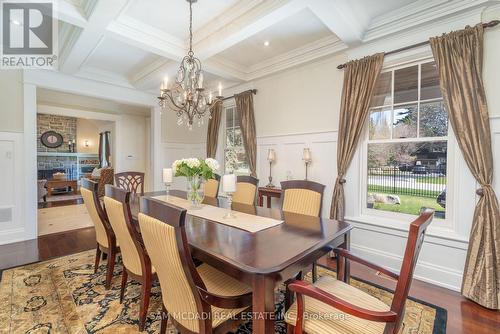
left=157, top=0, right=222, bottom=129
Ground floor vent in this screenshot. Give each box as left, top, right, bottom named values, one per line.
left=0, top=207, right=12, bottom=223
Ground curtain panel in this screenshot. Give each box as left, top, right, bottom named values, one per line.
left=235, top=91, right=257, bottom=177
left=206, top=101, right=223, bottom=159
left=430, top=24, right=500, bottom=309
left=329, top=53, right=385, bottom=220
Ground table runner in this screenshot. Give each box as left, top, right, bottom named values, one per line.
left=152, top=195, right=283, bottom=233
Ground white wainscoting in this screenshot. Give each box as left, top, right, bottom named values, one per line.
left=0, top=132, right=25, bottom=245
left=257, top=131, right=338, bottom=218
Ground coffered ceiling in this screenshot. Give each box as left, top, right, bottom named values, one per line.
left=55, top=0, right=498, bottom=94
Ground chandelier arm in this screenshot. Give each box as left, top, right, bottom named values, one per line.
left=166, top=93, right=185, bottom=111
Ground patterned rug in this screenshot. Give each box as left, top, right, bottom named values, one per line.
left=0, top=250, right=446, bottom=334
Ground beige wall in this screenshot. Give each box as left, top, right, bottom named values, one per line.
left=252, top=54, right=347, bottom=137
left=161, top=108, right=207, bottom=143
left=0, top=70, right=24, bottom=132
left=76, top=118, right=114, bottom=154
left=483, top=9, right=500, bottom=117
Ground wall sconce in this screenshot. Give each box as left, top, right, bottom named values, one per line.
left=302, top=148, right=312, bottom=180
left=266, top=149, right=276, bottom=187
left=84, top=140, right=89, bottom=147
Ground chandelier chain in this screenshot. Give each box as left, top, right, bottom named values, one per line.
left=189, top=0, right=193, bottom=54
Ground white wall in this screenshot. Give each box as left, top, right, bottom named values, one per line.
left=0, top=70, right=24, bottom=133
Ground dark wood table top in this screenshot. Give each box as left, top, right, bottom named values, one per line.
left=129, top=190, right=352, bottom=278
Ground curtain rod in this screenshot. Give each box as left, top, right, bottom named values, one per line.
left=337, top=20, right=500, bottom=70
left=220, top=89, right=257, bottom=101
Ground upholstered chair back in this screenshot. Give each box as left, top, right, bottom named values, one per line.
left=104, top=194, right=142, bottom=276
left=280, top=180, right=326, bottom=217
left=81, top=179, right=109, bottom=248
left=204, top=174, right=220, bottom=198
left=232, top=176, right=259, bottom=205
left=139, top=198, right=206, bottom=333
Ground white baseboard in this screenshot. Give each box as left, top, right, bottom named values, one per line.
left=351, top=242, right=463, bottom=292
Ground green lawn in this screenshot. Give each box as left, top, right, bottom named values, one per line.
left=371, top=192, right=444, bottom=216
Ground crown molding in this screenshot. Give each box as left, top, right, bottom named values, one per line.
left=246, top=36, right=347, bottom=80
left=363, top=0, right=494, bottom=42
left=77, top=66, right=135, bottom=89
left=347, top=6, right=485, bottom=60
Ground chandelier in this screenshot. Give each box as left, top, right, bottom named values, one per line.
left=157, top=0, right=222, bottom=129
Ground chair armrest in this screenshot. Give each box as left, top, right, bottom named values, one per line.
left=197, top=287, right=252, bottom=309
left=288, top=280, right=397, bottom=323
left=333, top=248, right=399, bottom=280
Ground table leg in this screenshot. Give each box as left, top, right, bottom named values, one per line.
left=344, top=232, right=351, bottom=283
left=266, top=196, right=271, bottom=208
left=252, top=275, right=275, bottom=334
left=258, top=193, right=264, bottom=207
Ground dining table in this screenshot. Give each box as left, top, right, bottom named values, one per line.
left=128, top=190, right=352, bottom=334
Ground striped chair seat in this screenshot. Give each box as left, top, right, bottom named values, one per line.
left=285, top=276, right=389, bottom=334
left=197, top=263, right=252, bottom=328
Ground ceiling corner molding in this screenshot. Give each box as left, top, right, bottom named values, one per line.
left=77, top=66, right=136, bottom=89
left=57, top=0, right=88, bottom=28
left=245, top=36, right=347, bottom=80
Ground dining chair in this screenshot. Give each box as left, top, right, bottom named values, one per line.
left=104, top=185, right=155, bottom=331
left=232, top=175, right=259, bottom=205
left=114, top=171, right=145, bottom=195
left=285, top=209, right=435, bottom=334
left=205, top=174, right=221, bottom=198
left=138, top=197, right=253, bottom=334
left=280, top=180, right=326, bottom=283
left=80, top=178, right=120, bottom=289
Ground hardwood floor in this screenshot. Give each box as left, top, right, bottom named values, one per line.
left=1, top=227, right=498, bottom=333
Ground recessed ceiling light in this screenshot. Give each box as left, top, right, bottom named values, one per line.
left=264, top=41, right=270, bottom=46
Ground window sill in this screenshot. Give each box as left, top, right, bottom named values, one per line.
left=344, top=214, right=469, bottom=248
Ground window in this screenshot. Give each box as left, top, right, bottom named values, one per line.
left=366, top=61, right=448, bottom=219
left=224, top=106, right=249, bottom=174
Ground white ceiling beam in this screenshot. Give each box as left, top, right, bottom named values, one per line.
left=24, top=69, right=156, bottom=107
left=307, top=0, right=367, bottom=47
left=106, top=16, right=186, bottom=61
left=56, top=0, right=88, bottom=28
left=59, top=0, right=129, bottom=73
left=194, top=0, right=307, bottom=60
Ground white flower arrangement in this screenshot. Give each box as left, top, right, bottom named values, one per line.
left=172, top=158, right=219, bottom=179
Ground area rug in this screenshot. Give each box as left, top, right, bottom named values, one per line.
left=0, top=250, right=446, bottom=333
left=38, top=204, right=93, bottom=236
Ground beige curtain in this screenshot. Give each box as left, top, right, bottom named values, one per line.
left=206, top=101, right=223, bottom=158
left=330, top=53, right=384, bottom=220
left=430, top=24, right=500, bottom=309
left=235, top=91, right=257, bottom=177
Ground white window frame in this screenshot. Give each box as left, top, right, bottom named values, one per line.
left=222, top=103, right=249, bottom=175
left=359, top=58, right=457, bottom=231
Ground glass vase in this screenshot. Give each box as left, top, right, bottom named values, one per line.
left=186, top=175, right=205, bottom=209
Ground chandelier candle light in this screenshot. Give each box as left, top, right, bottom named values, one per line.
left=157, top=0, right=223, bottom=129
left=266, top=149, right=276, bottom=187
